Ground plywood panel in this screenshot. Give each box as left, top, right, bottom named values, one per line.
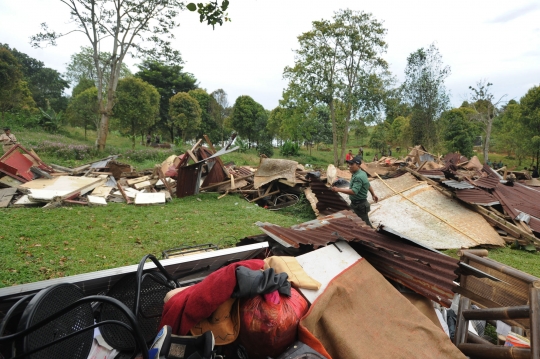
left=369, top=183, right=505, bottom=249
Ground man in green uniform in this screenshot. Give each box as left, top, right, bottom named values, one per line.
left=331, top=155, right=378, bottom=227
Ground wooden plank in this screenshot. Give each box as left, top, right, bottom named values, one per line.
left=117, top=184, right=132, bottom=204
left=199, top=173, right=253, bottom=191
left=50, top=164, right=74, bottom=173
left=248, top=189, right=280, bottom=203
left=126, top=175, right=152, bottom=186
left=187, top=149, right=198, bottom=163
left=0, top=175, right=23, bottom=187
left=0, top=188, right=17, bottom=208
left=191, top=139, right=203, bottom=152
left=157, top=167, right=175, bottom=198
left=133, top=179, right=157, bottom=190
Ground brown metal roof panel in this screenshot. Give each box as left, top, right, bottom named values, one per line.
left=474, top=176, right=500, bottom=189
left=455, top=189, right=500, bottom=206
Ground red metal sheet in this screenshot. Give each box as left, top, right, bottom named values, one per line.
left=1, top=150, right=34, bottom=180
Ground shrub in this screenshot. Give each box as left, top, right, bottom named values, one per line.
left=281, top=140, right=299, bottom=156
left=257, top=141, right=274, bottom=158
left=236, top=138, right=249, bottom=153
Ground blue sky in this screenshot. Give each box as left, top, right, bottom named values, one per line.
left=1, top=0, right=539, bottom=110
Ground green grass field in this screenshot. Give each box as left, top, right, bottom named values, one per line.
left=1, top=127, right=540, bottom=287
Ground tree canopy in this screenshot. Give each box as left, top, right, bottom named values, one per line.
left=0, top=47, right=37, bottom=121
left=230, top=95, right=268, bottom=144
left=283, top=9, right=388, bottom=165
left=402, top=43, right=450, bottom=148
left=113, top=77, right=160, bottom=148
left=135, top=59, right=198, bottom=141
left=169, top=92, right=202, bottom=143
left=66, top=86, right=100, bottom=139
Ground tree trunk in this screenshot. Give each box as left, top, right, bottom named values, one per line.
left=483, top=118, right=493, bottom=164
left=84, top=125, right=87, bottom=140
left=330, top=101, right=338, bottom=166
left=339, top=106, right=352, bottom=167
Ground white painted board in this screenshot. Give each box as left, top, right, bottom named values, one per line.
left=134, top=192, right=166, bottom=205
left=13, top=195, right=40, bottom=206
left=295, top=242, right=362, bottom=304
left=87, top=195, right=107, bottom=206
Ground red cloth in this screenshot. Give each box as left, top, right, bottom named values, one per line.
left=159, top=259, right=264, bottom=335
left=345, top=153, right=353, bottom=161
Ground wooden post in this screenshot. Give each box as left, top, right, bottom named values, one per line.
left=457, top=343, right=530, bottom=359
left=455, top=296, right=471, bottom=346
left=530, top=282, right=540, bottom=359
left=157, top=167, right=175, bottom=198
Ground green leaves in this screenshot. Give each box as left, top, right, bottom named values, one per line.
left=189, top=0, right=231, bottom=28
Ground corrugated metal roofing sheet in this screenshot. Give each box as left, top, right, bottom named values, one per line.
left=455, top=189, right=500, bottom=206
left=474, top=176, right=500, bottom=189
left=418, top=170, right=445, bottom=179
left=442, top=180, right=476, bottom=189
left=307, top=179, right=350, bottom=215
left=257, top=210, right=459, bottom=307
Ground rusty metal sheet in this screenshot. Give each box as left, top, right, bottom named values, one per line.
left=455, top=189, right=499, bottom=206
left=176, top=163, right=203, bottom=198
left=418, top=169, right=445, bottom=179
left=201, top=159, right=226, bottom=187
left=307, top=179, right=350, bottom=216
left=474, top=176, right=500, bottom=189
left=369, top=182, right=505, bottom=249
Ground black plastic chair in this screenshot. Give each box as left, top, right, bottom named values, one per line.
left=99, top=254, right=179, bottom=351
left=0, top=283, right=149, bottom=359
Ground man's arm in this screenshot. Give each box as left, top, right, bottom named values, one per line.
left=331, top=187, right=354, bottom=195
left=369, top=186, right=378, bottom=203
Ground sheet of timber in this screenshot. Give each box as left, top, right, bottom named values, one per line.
left=368, top=182, right=505, bottom=249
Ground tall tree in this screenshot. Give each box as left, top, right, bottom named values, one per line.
left=494, top=100, right=529, bottom=165
left=113, top=77, right=160, bottom=148
left=468, top=80, right=506, bottom=163
left=230, top=95, right=267, bottom=145
left=2, top=44, right=69, bottom=112
left=441, top=108, right=476, bottom=158
left=169, top=92, right=202, bottom=143
left=210, top=88, right=230, bottom=145
left=0, top=47, right=36, bottom=122
left=135, top=59, right=197, bottom=141
left=283, top=9, right=388, bottom=166
left=402, top=43, right=450, bottom=148
left=31, top=0, right=230, bottom=150
left=188, top=88, right=220, bottom=143
left=66, top=86, right=100, bottom=139
left=520, top=85, right=540, bottom=167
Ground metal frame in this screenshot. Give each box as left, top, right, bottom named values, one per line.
left=454, top=250, right=540, bottom=359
